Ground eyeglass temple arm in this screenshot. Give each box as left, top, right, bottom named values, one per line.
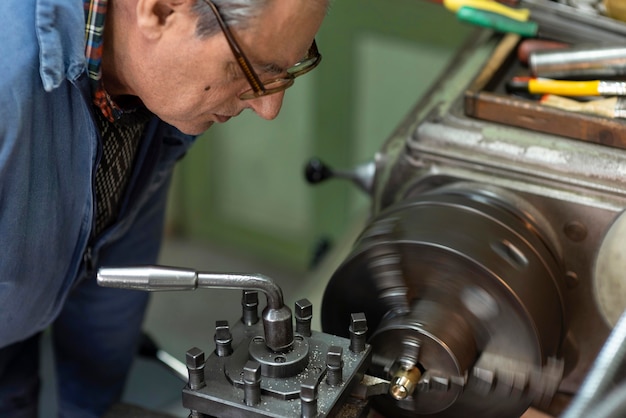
left=204, top=0, right=266, bottom=93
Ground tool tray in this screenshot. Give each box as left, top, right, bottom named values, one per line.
left=464, top=33, right=626, bottom=150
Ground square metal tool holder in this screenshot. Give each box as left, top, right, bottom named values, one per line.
left=182, top=318, right=372, bottom=418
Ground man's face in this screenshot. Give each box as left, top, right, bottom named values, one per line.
left=121, top=0, right=327, bottom=135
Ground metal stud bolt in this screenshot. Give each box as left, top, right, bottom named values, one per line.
left=214, top=320, right=233, bottom=357
left=186, top=347, right=206, bottom=390
left=300, top=378, right=319, bottom=418
left=349, top=312, right=368, bottom=353
left=326, top=345, right=343, bottom=386
left=241, top=290, right=259, bottom=326
left=243, top=360, right=262, bottom=406
left=295, top=298, right=313, bottom=337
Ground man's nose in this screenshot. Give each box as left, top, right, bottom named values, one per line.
left=248, top=92, right=285, bottom=120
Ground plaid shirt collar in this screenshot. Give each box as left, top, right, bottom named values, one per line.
left=84, top=0, right=124, bottom=122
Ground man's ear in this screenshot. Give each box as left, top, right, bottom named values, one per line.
left=136, top=0, right=188, bottom=39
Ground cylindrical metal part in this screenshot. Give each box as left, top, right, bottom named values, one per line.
left=243, top=360, right=262, bottom=406
left=349, top=312, right=368, bottom=353
left=197, top=272, right=284, bottom=310
left=326, top=345, right=344, bottom=386
left=390, top=367, right=422, bottom=400
left=295, top=299, right=313, bottom=337
left=598, top=81, right=626, bottom=96
left=214, top=320, right=233, bottom=357
left=186, top=347, right=206, bottom=390
left=262, top=305, right=294, bottom=352
left=97, top=267, right=286, bottom=311
left=97, top=266, right=198, bottom=291
left=300, top=379, right=319, bottom=418
left=389, top=336, right=422, bottom=400
left=249, top=335, right=309, bottom=378
left=530, top=45, right=626, bottom=78
left=241, top=290, right=259, bottom=326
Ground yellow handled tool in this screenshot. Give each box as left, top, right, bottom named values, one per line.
left=444, top=0, right=530, bottom=21
left=529, top=79, right=626, bottom=96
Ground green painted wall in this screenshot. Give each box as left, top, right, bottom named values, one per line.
left=166, top=0, right=472, bottom=270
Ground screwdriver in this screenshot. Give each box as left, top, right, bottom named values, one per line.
left=507, top=77, right=626, bottom=97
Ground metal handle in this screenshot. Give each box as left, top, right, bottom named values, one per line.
left=304, top=157, right=376, bottom=195
left=97, top=265, right=293, bottom=352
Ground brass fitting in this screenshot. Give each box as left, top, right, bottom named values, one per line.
left=390, top=366, right=422, bottom=400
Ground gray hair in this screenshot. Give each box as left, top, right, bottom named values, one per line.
left=191, top=0, right=269, bottom=38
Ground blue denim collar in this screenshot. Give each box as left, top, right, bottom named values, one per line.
left=36, top=0, right=86, bottom=91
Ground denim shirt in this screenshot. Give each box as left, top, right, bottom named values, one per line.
left=0, top=0, right=195, bottom=347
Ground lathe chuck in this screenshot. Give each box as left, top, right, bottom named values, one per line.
left=321, top=183, right=566, bottom=417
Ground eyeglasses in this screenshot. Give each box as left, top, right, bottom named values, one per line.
left=203, top=0, right=322, bottom=100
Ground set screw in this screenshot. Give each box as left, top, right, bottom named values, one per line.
left=295, top=298, right=313, bottom=337
left=186, top=347, right=206, bottom=390
left=349, top=312, right=368, bottom=353
left=214, top=320, right=233, bottom=357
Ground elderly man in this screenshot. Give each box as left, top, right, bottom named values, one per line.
left=0, top=0, right=327, bottom=416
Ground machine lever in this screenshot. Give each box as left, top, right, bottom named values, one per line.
left=97, top=265, right=284, bottom=309
left=304, top=157, right=375, bottom=194
left=97, top=265, right=294, bottom=352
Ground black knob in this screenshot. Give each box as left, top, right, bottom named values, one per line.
left=304, top=158, right=333, bottom=184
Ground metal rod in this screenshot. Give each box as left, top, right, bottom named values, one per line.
left=97, top=265, right=285, bottom=310
left=561, top=308, right=626, bottom=418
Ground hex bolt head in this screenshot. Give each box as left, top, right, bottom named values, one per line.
left=295, top=298, right=313, bottom=337
left=349, top=312, right=368, bottom=353
left=186, top=347, right=206, bottom=390
left=214, top=320, right=233, bottom=357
